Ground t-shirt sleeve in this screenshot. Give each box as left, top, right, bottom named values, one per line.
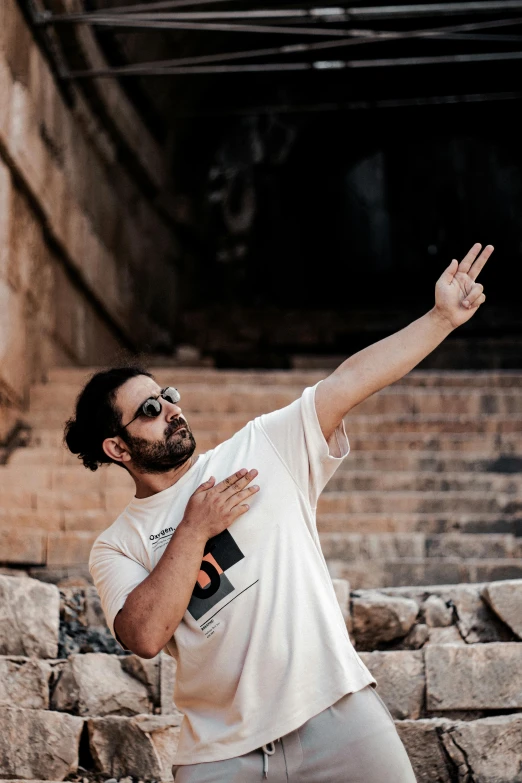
left=89, top=537, right=149, bottom=641
left=258, top=381, right=349, bottom=507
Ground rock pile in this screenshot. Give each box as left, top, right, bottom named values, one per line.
left=1, top=573, right=521, bottom=783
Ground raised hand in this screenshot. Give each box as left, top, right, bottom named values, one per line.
left=434, top=243, right=493, bottom=329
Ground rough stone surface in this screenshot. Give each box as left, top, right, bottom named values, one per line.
left=426, top=643, right=522, bottom=710
left=422, top=595, right=453, bottom=627
left=359, top=650, right=425, bottom=719
left=52, top=653, right=152, bottom=716
left=59, top=587, right=123, bottom=657
left=88, top=714, right=182, bottom=780
left=441, top=714, right=522, bottom=783
left=399, top=622, right=430, bottom=649
left=447, top=584, right=514, bottom=644
left=395, top=719, right=453, bottom=783
left=483, top=579, right=522, bottom=639
left=0, top=706, right=83, bottom=780
left=160, top=652, right=179, bottom=715
left=352, top=590, right=419, bottom=649
left=332, top=577, right=351, bottom=625
left=427, top=626, right=465, bottom=645
left=0, top=575, right=59, bottom=657
left=0, top=656, right=51, bottom=709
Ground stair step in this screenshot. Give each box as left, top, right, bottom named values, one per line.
left=30, top=382, right=522, bottom=417
left=318, top=491, right=522, bottom=515
left=47, top=366, right=522, bottom=387
left=327, top=471, right=522, bottom=493
left=319, top=532, right=519, bottom=561
left=317, top=512, right=522, bottom=535
left=327, top=557, right=522, bottom=588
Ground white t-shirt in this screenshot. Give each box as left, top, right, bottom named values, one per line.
left=89, top=383, right=376, bottom=764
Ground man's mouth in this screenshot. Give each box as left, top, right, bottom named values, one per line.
left=169, top=424, right=187, bottom=437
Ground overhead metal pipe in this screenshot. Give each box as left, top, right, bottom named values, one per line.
left=36, top=0, right=522, bottom=25
left=62, top=50, right=522, bottom=77
left=59, top=15, right=522, bottom=78
left=172, top=90, right=522, bottom=117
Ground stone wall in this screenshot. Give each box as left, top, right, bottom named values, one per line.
left=1, top=573, right=521, bottom=782
left=0, top=0, right=180, bottom=439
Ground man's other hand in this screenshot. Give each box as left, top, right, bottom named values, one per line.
left=181, top=468, right=259, bottom=541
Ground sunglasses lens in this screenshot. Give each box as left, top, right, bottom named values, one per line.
left=142, top=398, right=162, bottom=418
left=163, top=387, right=180, bottom=405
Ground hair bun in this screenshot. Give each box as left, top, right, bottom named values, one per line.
left=64, top=418, right=81, bottom=454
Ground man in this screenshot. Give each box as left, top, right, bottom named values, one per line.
left=66, top=243, right=491, bottom=782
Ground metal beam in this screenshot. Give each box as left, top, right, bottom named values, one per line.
left=59, top=16, right=522, bottom=78
left=37, top=0, right=522, bottom=25
left=35, top=16, right=374, bottom=37
left=171, top=90, right=522, bottom=117
left=62, top=50, right=522, bottom=77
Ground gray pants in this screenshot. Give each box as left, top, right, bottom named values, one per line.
left=173, top=685, right=417, bottom=782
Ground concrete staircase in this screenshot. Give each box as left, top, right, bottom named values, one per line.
left=1, top=367, right=522, bottom=588
left=1, top=572, right=521, bottom=783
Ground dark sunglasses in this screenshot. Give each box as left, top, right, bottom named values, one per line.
left=118, top=387, right=181, bottom=433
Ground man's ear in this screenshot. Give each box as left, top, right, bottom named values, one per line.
left=102, top=436, right=131, bottom=465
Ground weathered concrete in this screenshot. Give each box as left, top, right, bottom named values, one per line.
left=359, top=650, right=425, bottom=719
left=0, top=575, right=59, bottom=657
left=426, top=644, right=522, bottom=711
left=0, top=707, right=83, bottom=780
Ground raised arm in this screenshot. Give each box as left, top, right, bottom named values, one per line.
left=315, top=243, right=493, bottom=441
left=114, top=469, right=259, bottom=658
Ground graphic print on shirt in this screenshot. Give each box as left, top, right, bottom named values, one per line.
left=187, top=530, right=245, bottom=621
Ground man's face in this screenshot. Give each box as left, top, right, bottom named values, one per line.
left=114, top=375, right=196, bottom=473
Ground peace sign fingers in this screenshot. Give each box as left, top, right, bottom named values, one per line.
left=459, top=243, right=494, bottom=281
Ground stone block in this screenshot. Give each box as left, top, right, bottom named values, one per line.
left=399, top=622, right=430, bottom=650
left=422, top=595, right=453, bottom=627
left=0, top=706, right=83, bottom=780
left=426, top=643, right=522, bottom=710
left=426, top=626, right=465, bottom=645
left=52, top=653, right=152, bottom=716
left=0, top=656, right=50, bottom=709
left=160, top=652, right=179, bottom=715
left=0, top=278, right=27, bottom=403
left=359, top=651, right=425, bottom=719
left=0, top=157, right=12, bottom=279
left=395, top=719, right=453, bottom=783
left=482, top=579, right=522, bottom=639
left=37, top=491, right=104, bottom=513
left=59, top=587, right=122, bottom=657
left=0, top=575, right=59, bottom=657
left=441, top=584, right=512, bottom=643
left=352, top=590, right=419, bottom=650
left=0, top=527, right=46, bottom=564
left=88, top=713, right=182, bottom=780
left=441, top=714, right=522, bottom=783
left=47, top=531, right=98, bottom=566
left=332, top=577, right=350, bottom=624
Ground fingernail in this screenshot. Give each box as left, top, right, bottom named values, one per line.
left=252, top=485, right=259, bottom=490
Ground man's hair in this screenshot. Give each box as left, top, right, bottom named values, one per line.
left=64, top=366, right=153, bottom=471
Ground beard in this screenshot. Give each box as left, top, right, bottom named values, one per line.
left=123, top=417, right=196, bottom=474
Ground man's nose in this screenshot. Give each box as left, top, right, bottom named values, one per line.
left=166, top=401, right=183, bottom=419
